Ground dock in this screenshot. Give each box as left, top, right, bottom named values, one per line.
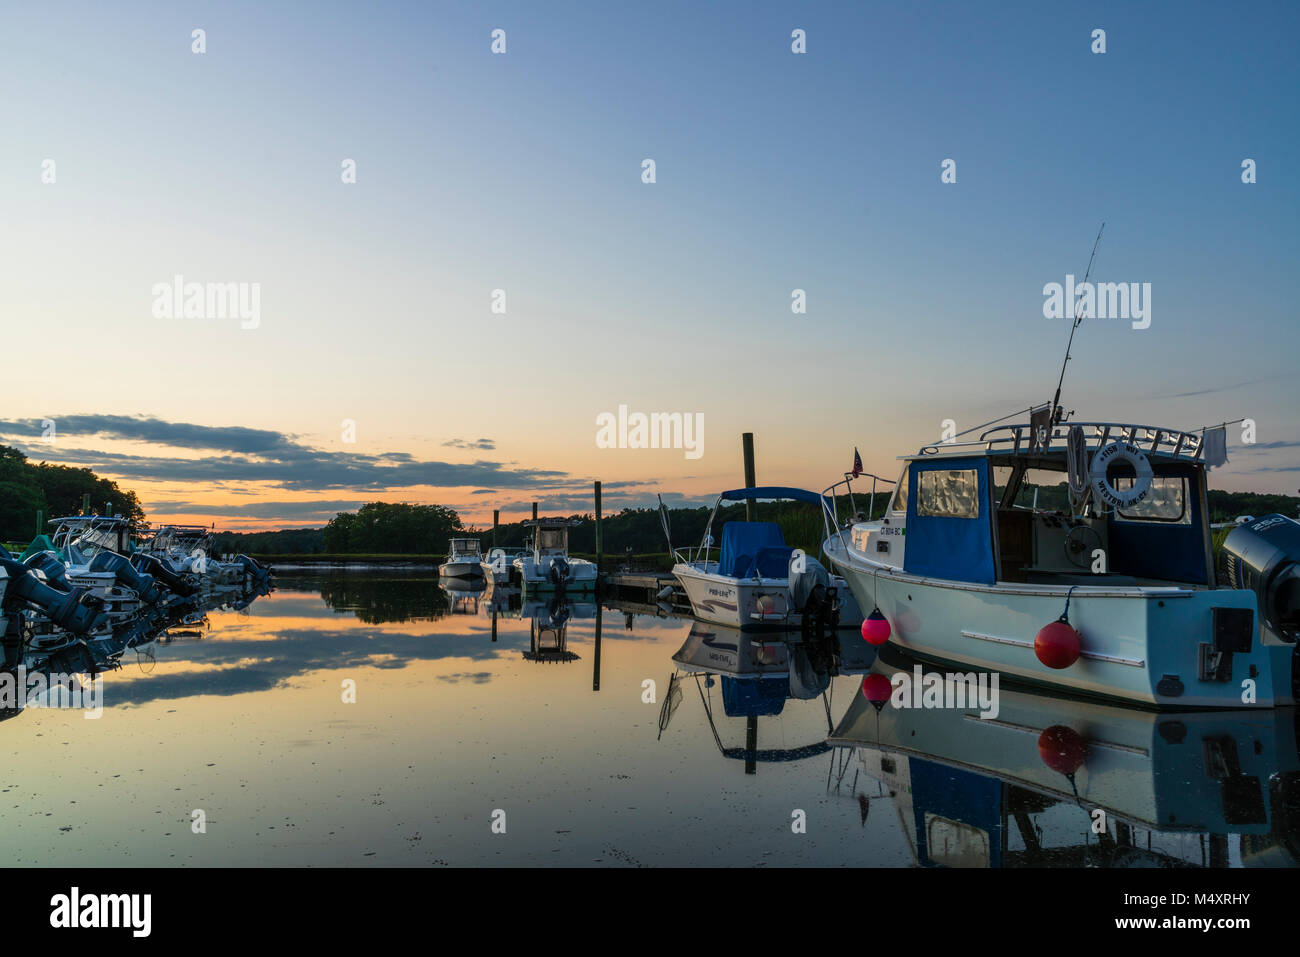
left=600, top=571, right=690, bottom=615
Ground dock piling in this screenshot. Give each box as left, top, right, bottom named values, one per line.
left=742, top=432, right=757, bottom=521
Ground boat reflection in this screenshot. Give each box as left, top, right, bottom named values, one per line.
left=660, top=619, right=877, bottom=773
left=828, top=649, right=1300, bottom=867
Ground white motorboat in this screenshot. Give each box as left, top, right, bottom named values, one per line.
left=821, top=420, right=1300, bottom=708
left=670, top=487, right=863, bottom=630
left=512, top=519, right=597, bottom=592
left=439, top=538, right=485, bottom=580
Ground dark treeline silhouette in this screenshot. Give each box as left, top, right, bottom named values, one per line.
left=0, top=444, right=145, bottom=542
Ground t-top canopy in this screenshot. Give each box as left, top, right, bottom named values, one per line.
left=719, top=487, right=825, bottom=507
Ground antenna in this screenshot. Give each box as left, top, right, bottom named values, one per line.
left=1051, top=222, right=1105, bottom=423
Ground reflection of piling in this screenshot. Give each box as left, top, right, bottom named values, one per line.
left=592, top=602, right=602, bottom=691
left=742, top=433, right=756, bottom=521
left=745, top=716, right=758, bottom=775
left=594, top=481, right=603, bottom=578
left=491, top=609, right=497, bottom=642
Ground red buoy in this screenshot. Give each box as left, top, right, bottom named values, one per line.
left=1038, top=725, right=1086, bottom=775
left=1035, top=619, right=1082, bottom=669
left=861, top=673, right=893, bottom=704
left=861, top=608, right=891, bottom=645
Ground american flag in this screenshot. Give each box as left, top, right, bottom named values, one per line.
left=851, top=447, right=863, bottom=478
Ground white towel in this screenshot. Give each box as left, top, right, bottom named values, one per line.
left=1203, top=426, right=1228, bottom=469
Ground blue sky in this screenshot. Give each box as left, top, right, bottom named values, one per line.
left=1, top=1, right=1296, bottom=527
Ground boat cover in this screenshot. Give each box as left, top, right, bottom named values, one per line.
left=719, top=522, right=787, bottom=578
left=721, top=675, right=788, bottom=717
left=904, top=457, right=996, bottom=585
left=720, top=486, right=823, bottom=507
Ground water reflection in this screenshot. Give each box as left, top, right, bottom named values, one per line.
left=829, top=648, right=1300, bottom=867
left=4, top=570, right=1294, bottom=867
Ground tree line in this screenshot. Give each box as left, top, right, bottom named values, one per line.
left=0, top=445, right=145, bottom=543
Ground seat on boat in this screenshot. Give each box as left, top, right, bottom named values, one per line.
left=718, top=522, right=788, bottom=578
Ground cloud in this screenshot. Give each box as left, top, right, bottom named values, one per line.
left=147, top=499, right=371, bottom=520
left=442, top=438, right=496, bottom=450
left=0, top=415, right=574, bottom=494
left=1150, top=374, right=1289, bottom=399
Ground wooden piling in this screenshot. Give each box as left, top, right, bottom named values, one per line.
left=492, top=509, right=499, bottom=549
left=742, top=432, right=757, bottom=521
left=35, top=510, right=43, bottom=536
left=594, top=481, right=603, bottom=576
left=532, top=501, right=538, bottom=522
left=81, top=493, right=91, bottom=515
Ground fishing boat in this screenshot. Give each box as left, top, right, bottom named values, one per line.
left=512, top=519, right=597, bottom=592
left=438, top=538, right=485, bottom=580
left=480, top=546, right=528, bottom=586
left=821, top=421, right=1300, bottom=708
left=669, top=487, right=863, bottom=631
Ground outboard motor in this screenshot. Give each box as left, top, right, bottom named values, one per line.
left=87, top=552, right=163, bottom=604
left=549, top=557, right=571, bottom=587
left=24, top=551, right=72, bottom=590
left=789, top=554, right=841, bottom=633
left=0, top=556, right=107, bottom=635
left=236, top=554, right=272, bottom=587
left=130, top=552, right=198, bottom=597
left=1222, top=515, right=1300, bottom=643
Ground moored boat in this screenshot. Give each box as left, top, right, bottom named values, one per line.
left=670, top=487, right=863, bottom=631
left=821, top=421, right=1300, bottom=708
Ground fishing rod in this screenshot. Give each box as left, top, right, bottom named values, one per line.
left=1050, top=222, right=1105, bottom=424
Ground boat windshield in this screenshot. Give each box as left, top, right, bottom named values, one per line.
left=536, top=528, right=568, bottom=554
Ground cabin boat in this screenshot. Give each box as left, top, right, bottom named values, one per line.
left=141, top=525, right=250, bottom=591
left=829, top=653, right=1300, bottom=867
left=821, top=421, right=1300, bottom=708
left=512, top=520, right=597, bottom=592
left=439, top=538, right=485, bottom=580
left=30, top=516, right=163, bottom=617
left=671, top=487, right=863, bottom=631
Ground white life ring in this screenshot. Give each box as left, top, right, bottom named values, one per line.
left=1088, top=441, right=1153, bottom=510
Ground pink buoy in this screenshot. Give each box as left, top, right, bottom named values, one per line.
left=861, top=607, right=891, bottom=645
left=1038, top=725, right=1086, bottom=775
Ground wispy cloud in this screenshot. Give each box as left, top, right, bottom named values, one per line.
left=442, top=438, right=496, bottom=451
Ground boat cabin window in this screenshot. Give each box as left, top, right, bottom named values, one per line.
left=889, top=466, right=909, bottom=514
left=917, top=469, right=980, bottom=519
left=536, top=528, right=568, bottom=553
left=1114, top=476, right=1191, bottom=524
left=1010, top=469, right=1071, bottom=512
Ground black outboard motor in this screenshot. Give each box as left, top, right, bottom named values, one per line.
left=130, top=552, right=198, bottom=597
left=549, top=557, right=571, bottom=587
left=0, top=556, right=107, bottom=635
left=86, top=552, right=163, bottom=604
left=236, top=554, right=272, bottom=587
left=1222, top=515, right=1300, bottom=643
left=23, top=551, right=72, bottom=590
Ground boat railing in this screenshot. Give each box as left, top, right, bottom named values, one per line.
left=974, top=422, right=1206, bottom=461
left=820, top=472, right=895, bottom=558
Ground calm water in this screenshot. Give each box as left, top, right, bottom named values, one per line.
left=6, top=571, right=1297, bottom=867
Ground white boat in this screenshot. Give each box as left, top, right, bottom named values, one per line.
left=439, top=538, right=485, bottom=580
left=670, top=487, right=863, bottom=630
left=821, top=420, right=1300, bottom=709
left=512, top=520, right=597, bottom=592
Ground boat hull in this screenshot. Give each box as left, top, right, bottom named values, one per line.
left=673, top=563, right=863, bottom=631
left=439, top=560, right=485, bottom=580
left=825, top=536, right=1293, bottom=709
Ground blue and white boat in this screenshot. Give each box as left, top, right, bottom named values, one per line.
left=821, top=421, right=1300, bottom=708
left=513, top=519, right=597, bottom=592
left=671, top=487, right=863, bottom=631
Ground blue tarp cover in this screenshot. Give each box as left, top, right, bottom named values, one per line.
left=719, top=486, right=824, bottom=507
left=903, top=457, right=996, bottom=585
left=718, top=522, right=787, bottom=578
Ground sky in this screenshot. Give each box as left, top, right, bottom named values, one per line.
left=1, top=0, right=1296, bottom=531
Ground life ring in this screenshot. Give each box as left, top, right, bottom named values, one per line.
left=1088, top=441, right=1153, bottom=510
